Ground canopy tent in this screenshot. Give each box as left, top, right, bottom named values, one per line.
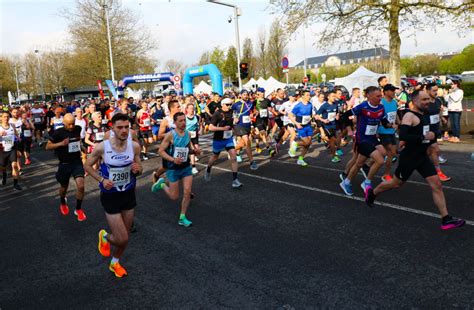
left=255, top=77, right=267, bottom=89
left=334, top=66, right=383, bottom=93
left=264, top=76, right=287, bottom=96
left=193, top=80, right=213, bottom=94
left=243, top=78, right=257, bottom=89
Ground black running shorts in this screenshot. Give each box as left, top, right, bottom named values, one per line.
left=354, top=141, right=381, bottom=158
left=100, top=189, right=136, bottom=214
left=0, top=150, right=17, bottom=167
left=395, top=154, right=437, bottom=182
left=55, top=161, right=84, bottom=186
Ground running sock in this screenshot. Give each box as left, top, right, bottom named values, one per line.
left=232, top=172, right=238, bottom=180
left=179, top=214, right=186, bottom=220
left=60, top=196, right=67, bottom=205
left=76, top=199, right=83, bottom=210
left=110, top=257, right=119, bottom=265
left=192, top=164, right=196, bottom=168
left=206, top=166, right=212, bottom=173
left=298, top=156, right=304, bottom=161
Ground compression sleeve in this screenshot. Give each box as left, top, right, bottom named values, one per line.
left=399, top=124, right=423, bottom=143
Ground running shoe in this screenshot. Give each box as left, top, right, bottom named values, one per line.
left=288, top=148, right=296, bottom=158
left=191, top=167, right=199, bottom=175
left=98, top=229, right=110, bottom=257
left=109, top=262, right=128, bottom=278
left=236, top=155, right=243, bottom=163
left=360, top=180, right=372, bottom=193
left=339, top=180, right=353, bottom=196
left=151, top=178, right=166, bottom=192
left=290, top=141, right=298, bottom=153
left=25, top=158, right=31, bottom=165
left=360, top=164, right=370, bottom=179
left=195, top=156, right=199, bottom=162
left=250, top=161, right=258, bottom=170
left=339, top=172, right=347, bottom=182
left=365, top=188, right=376, bottom=208
left=13, top=183, right=23, bottom=191
left=142, top=154, right=149, bottom=161
left=232, top=179, right=243, bottom=188
left=74, top=209, right=87, bottom=221
left=256, top=147, right=262, bottom=154
left=19, top=169, right=23, bottom=176
left=178, top=217, right=193, bottom=227
left=269, top=149, right=276, bottom=157
left=438, top=155, right=447, bottom=164
left=336, top=149, right=344, bottom=156
left=204, top=169, right=211, bottom=182
left=437, top=171, right=451, bottom=182
left=331, top=156, right=341, bottom=163
left=297, top=158, right=308, bottom=166
left=381, top=175, right=393, bottom=183
left=60, top=199, right=69, bottom=216
left=441, top=215, right=465, bottom=230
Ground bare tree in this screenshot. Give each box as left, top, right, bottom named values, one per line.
left=164, top=59, right=184, bottom=75
left=242, top=37, right=256, bottom=77
left=272, top=0, right=473, bottom=85
left=255, top=27, right=269, bottom=78
left=267, top=19, right=288, bottom=80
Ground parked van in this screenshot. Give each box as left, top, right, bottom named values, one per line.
left=461, top=71, right=474, bottom=83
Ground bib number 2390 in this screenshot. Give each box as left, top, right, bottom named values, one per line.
left=109, top=166, right=131, bottom=188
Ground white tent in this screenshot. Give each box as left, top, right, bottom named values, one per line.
left=243, top=78, right=257, bottom=89
left=255, top=77, right=267, bottom=89
left=264, top=76, right=287, bottom=96
left=334, top=66, right=383, bottom=92
left=193, top=80, right=213, bottom=94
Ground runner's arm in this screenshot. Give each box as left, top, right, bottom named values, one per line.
left=157, top=119, right=168, bottom=140
left=158, top=133, right=175, bottom=162
left=84, top=142, right=105, bottom=182
left=131, top=142, right=143, bottom=176
left=399, top=113, right=423, bottom=142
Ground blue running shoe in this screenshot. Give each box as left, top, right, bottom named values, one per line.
left=178, top=217, right=192, bottom=227
left=339, top=180, right=353, bottom=196
left=336, top=149, right=344, bottom=156
left=151, top=178, right=166, bottom=192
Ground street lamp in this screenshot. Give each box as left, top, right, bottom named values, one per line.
left=34, top=49, right=46, bottom=101
left=103, top=4, right=116, bottom=83
left=207, top=0, right=242, bottom=90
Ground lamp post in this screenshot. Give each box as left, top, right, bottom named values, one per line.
left=207, top=0, right=242, bottom=90
left=103, top=4, right=116, bottom=83
left=14, top=63, right=21, bottom=104
left=34, top=49, right=45, bottom=101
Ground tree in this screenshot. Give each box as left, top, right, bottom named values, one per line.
left=223, top=46, right=238, bottom=82
left=209, top=46, right=226, bottom=73
left=42, top=50, right=68, bottom=96
left=164, top=59, right=184, bottom=75
left=0, top=56, right=20, bottom=101
left=267, top=19, right=288, bottom=81
left=242, top=37, right=256, bottom=78
left=197, top=51, right=211, bottom=66
left=439, top=44, right=474, bottom=74
left=255, top=27, right=269, bottom=78
left=272, top=0, right=473, bottom=85
left=61, top=0, right=157, bottom=86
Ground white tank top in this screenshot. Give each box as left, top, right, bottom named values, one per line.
left=9, top=119, right=22, bottom=132
left=103, top=139, right=134, bottom=167
left=0, top=124, right=16, bottom=152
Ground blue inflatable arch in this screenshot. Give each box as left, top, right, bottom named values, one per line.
left=117, top=72, right=174, bottom=98
left=183, top=64, right=223, bottom=96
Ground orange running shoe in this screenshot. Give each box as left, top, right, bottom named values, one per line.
left=60, top=200, right=69, bottom=216
left=109, top=262, right=128, bottom=278
left=381, top=175, right=393, bottom=183
left=24, top=158, right=31, bottom=165
left=74, top=209, right=87, bottom=221
left=98, top=229, right=110, bottom=257
left=437, top=171, right=451, bottom=182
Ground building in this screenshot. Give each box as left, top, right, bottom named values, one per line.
left=294, top=47, right=389, bottom=70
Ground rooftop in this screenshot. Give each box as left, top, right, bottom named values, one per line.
left=295, top=47, right=389, bottom=67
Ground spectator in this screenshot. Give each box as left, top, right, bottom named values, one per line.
left=444, top=80, right=463, bottom=143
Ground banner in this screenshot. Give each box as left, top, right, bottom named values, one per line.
left=97, top=80, right=105, bottom=100
left=105, top=80, right=118, bottom=100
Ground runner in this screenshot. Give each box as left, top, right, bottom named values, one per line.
left=185, top=103, right=202, bottom=175
left=270, top=88, right=287, bottom=146
left=85, top=112, right=107, bottom=170
left=288, top=90, right=314, bottom=166
left=50, top=107, right=64, bottom=134
left=9, top=108, right=24, bottom=174
left=19, top=112, right=34, bottom=166
left=150, top=99, right=165, bottom=142
left=279, top=90, right=299, bottom=148
left=253, top=88, right=272, bottom=154
left=31, top=102, right=46, bottom=146
left=75, top=107, right=87, bottom=167
left=204, top=98, right=243, bottom=188
left=425, top=83, right=451, bottom=181
left=339, top=86, right=390, bottom=196
left=136, top=100, right=153, bottom=160
left=377, top=84, right=400, bottom=182
left=85, top=113, right=142, bottom=277
left=151, top=112, right=200, bottom=227
left=315, top=91, right=341, bottom=163
left=232, top=90, right=258, bottom=170
left=45, top=113, right=86, bottom=221
left=0, top=111, right=22, bottom=190
left=366, top=90, right=465, bottom=230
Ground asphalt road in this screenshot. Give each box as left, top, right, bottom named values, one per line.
left=1, top=136, right=474, bottom=309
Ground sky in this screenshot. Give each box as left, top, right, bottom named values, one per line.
left=1, top=0, right=473, bottom=71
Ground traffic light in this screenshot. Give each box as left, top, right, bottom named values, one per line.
left=240, top=62, right=249, bottom=79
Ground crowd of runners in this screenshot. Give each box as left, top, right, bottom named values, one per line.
left=0, top=77, right=466, bottom=278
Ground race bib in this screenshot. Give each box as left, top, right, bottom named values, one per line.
left=68, top=141, right=81, bottom=153
left=23, top=130, right=32, bottom=137
left=242, top=115, right=250, bottom=124
left=109, top=166, right=131, bottom=188
left=442, top=109, right=448, bottom=117
left=302, top=115, right=311, bottom=125
left=34, top=118, right=42, bottom=123
left=430, top=114, right=440, bottom=124
left=95, top=132, right=105, bottom=141
left=327, top=112, right=336, bottom=122
left=189, top=131, right=197, bottom=138
left=259, top=109, right=268, bottom=118
left=365, top=124, right=378, bottom=136
left=223, top=130, right=233, bottom=139
left=387, top=112, right=396, bottom=123
left=143, top=119, right=151, bottom=127
left=422, top=125, right=430, bottom=144
left=1, top=136, right=14, bottom=151
left=173, top=146, right=189, bottom=161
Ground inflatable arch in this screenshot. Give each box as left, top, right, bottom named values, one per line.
left=116, top=72, right=174, bottom=98
left=183, top=64, right=223, bottom=96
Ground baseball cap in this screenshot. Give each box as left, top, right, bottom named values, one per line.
left=383, top=84, right=399, bottom=92
left=240, top=89, right=249, bottom=95
left=257, top=87, right=265, bottom=93
left=221, top=98, right=233, bottom=105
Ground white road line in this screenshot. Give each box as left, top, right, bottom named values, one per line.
left=196, top=163, right=474, bottom=227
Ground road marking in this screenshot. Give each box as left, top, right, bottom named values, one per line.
left=196, top=163, right=474, bottom=227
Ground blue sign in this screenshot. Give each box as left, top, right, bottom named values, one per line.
left=116, top=72, right=175, bottom=98
left=282, top=57, right=289, bottom=69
